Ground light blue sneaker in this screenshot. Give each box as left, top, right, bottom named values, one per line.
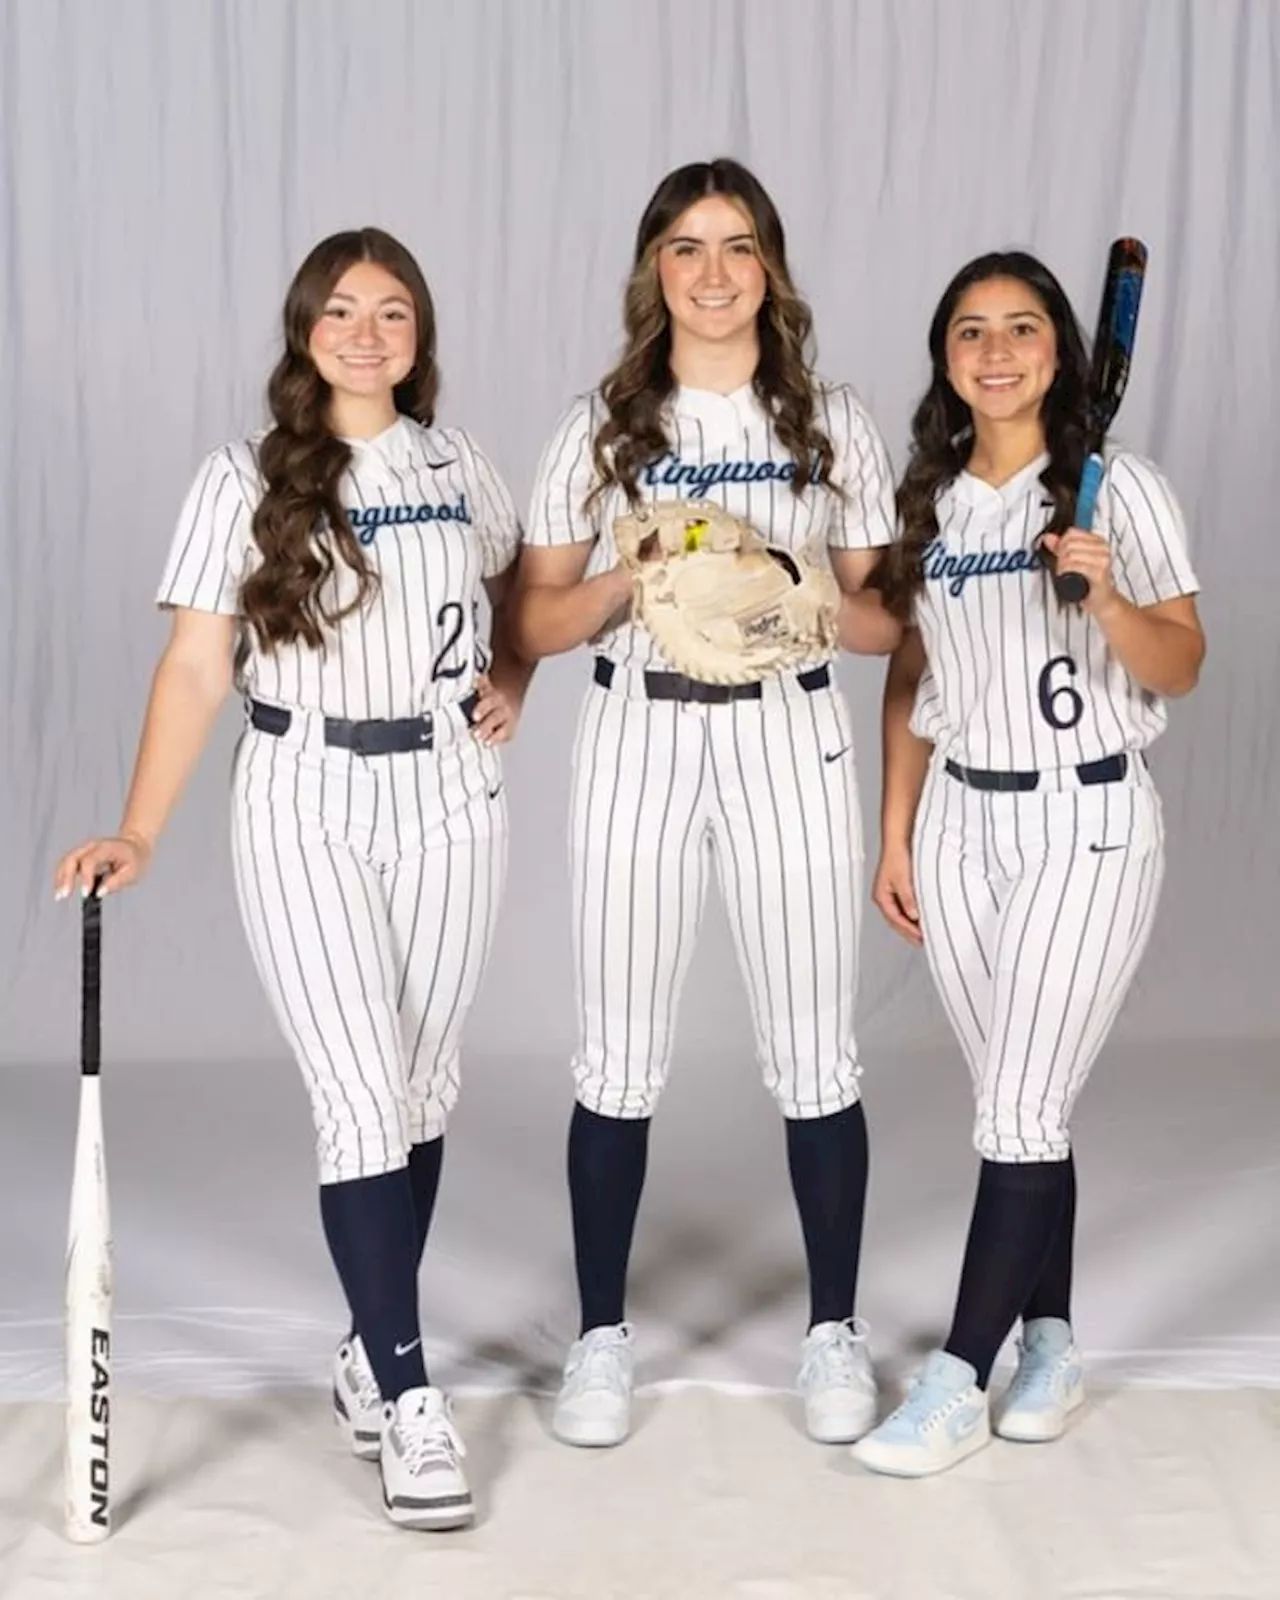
left=995, top=1317, right=1085, bottom=1442
left=850, top=1349, right=990, bottom=1477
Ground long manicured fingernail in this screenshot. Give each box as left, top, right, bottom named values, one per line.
left=55, top=886, right=69, bottom=902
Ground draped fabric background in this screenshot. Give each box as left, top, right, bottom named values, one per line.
left=2, top=0, right=1277, bottom=1064
left=1, top=1, right=1277, bottom=1399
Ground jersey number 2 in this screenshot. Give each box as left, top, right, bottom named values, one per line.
left=431, top=601, right=489, bottom=680
left=1037, top=654, right=1084, bottom=731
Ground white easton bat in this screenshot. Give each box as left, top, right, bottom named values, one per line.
left=64, top=883, right=112, bottom=1542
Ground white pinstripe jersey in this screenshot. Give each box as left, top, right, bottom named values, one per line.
left=909, top=448, right=1200, bottom=769
left=526, top=381, right=896, bottom=671
left=156, top=416, right=521, bottom=720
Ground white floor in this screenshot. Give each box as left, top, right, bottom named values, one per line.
left=2, top=1041, right=1278, bottom=1596
left=5, top=1386, right=1279, bottom=1599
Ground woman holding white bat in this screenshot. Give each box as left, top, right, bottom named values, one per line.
left=853, top=250, right=1205, bottom=1478
left=53, top=227, right=531, bottom=1531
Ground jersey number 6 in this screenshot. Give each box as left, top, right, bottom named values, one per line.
left=1037, top=654, right=1084, bottom=731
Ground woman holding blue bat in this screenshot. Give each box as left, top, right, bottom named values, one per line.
left=855, top=250, right=1205, bottom=1477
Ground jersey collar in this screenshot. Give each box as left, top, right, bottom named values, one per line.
left=342, top=415, right=457, bottom=471
left=670, top=382, right=762, bottom=428
left=950, top=450, right=1051, bottom=512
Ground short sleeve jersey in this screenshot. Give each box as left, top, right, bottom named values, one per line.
left=156, top=416, right=521, bottom=719
left=526, top=381, right=896, bottom=671
left=909, top=449, right=1200, bottom=767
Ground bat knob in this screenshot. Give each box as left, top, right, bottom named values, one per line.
left=1053, top=569, right=1091, bottom=605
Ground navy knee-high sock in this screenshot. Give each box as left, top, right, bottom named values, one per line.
left=1021, top=1151, right=1076, bottom=1325
left=407, top=1137, right=445, bottom=1263
left=944, top=1158, right=1073, bottom=1388
left=785, top=1101, right=870, bottom=1328
left=568, top=1104, right=650, bottom=1336
left=345, top=1139, right=443, bottom=1343
left=320, top=1167, right=426, bottom=1401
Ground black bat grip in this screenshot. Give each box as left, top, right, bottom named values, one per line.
left=80, top=878, right=104, bottom=1078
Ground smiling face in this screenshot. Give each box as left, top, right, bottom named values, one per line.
left=655, top=194, right=768, bottom=352
left=944, top=275, right=1059, bottom=427
left=307, top=260, right=418, bottom=404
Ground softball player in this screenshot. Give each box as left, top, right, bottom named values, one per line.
left=852, top=251, right=1204, bottom=1477
left=515, top=159, right=899, bottom=1448
left=54, top=228, right=530, bottom=1530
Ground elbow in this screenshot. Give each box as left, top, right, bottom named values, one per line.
left=506, top=596, right=556, bottom=663
left=1164, top=663, right=1202, bottom=698
left=510, top=583, right=594, bottom=662
left=1166, top=636, right=1206, bottom=698
left=838, top=591, right=904, bottom=657
left=159, top=646, right=233, bottom=711
left=198, top=661, right=235, bottom=710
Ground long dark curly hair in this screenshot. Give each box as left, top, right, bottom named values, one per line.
left=872, top=250, right=1091, bottom=619
left=240, top=228, right=439, bottom=650
left=587, top=158, right=835, bottom=509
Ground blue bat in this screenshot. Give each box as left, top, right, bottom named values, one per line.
left=1054, top=239, right=1149, bottom=604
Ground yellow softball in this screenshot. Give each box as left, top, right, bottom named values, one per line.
left=684, top=519, right=709, bottom=552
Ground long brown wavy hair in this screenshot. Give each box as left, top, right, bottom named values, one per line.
left=240, top=228, right=439, bottom=650
left=871, top=250, right=1091, bottom=619
left=587, top=158, right=835, bottom=508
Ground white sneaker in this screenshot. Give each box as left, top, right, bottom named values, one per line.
left=379, top=1387, right=474, bottom=1531
left=851, top=1349, right=990, bottom=1478
left=995, top=1318, right=1085, bottom=1442
left=332, top=1335, right=382, bottom=1461
left=797, top=1318, right=878, bottom=1443
left=552, top=1323, right=635, bottom=1447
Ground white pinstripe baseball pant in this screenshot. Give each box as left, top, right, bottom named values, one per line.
left=913, top=752, right=1165, bottom=1162
left=568, top=660, right=865, bottom=1121
left=229, top=700, right=507, bottom=1184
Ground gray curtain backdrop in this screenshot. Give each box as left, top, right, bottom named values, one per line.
left=2, top=0, right=1277, bottom=1072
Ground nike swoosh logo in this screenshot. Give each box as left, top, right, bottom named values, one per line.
left=393, top=1338, right=421, bottom=1357
left=946, top=1403, right=986, bottom=1442
left=487, top=784, right=503, bottom=800
left=824, top=745, right=852, bottom=764
left=1088, top=843, right=1127, bottom=854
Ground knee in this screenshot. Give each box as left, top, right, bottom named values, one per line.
left=309, top=1096, right=411, bottom=1186
left=572, top=1067, right=663, bottom=1120
left=405, top=1063, right=460, bottom=1146
left=974, top=1102, right=1071, bottom=1163
left=766, top=1049, right=863, bottom=1121
left=572, top=1043, right=666, bottom=1119
left=315, top=1134, right=411, bottom=1186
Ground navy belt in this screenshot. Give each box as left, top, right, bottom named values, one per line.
left=944, top=753, right=1129, bottom=792
left=248, top=695, right=477, bottom=755
left=593, top=656, right=829, bottom=704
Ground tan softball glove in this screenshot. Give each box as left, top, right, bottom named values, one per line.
left=613, top=498, right=841, bottom=685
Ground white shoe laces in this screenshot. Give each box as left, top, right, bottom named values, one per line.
left=889, top=1368, right=967, bottom=1432
left=566, top=1326, right=632, bottom=1395
left=1007, top=1346, right=1064, bottom=1406
left=800, top=1319, right=869, bottom=1389
left=398, top=1397, right=467, bottom=1473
